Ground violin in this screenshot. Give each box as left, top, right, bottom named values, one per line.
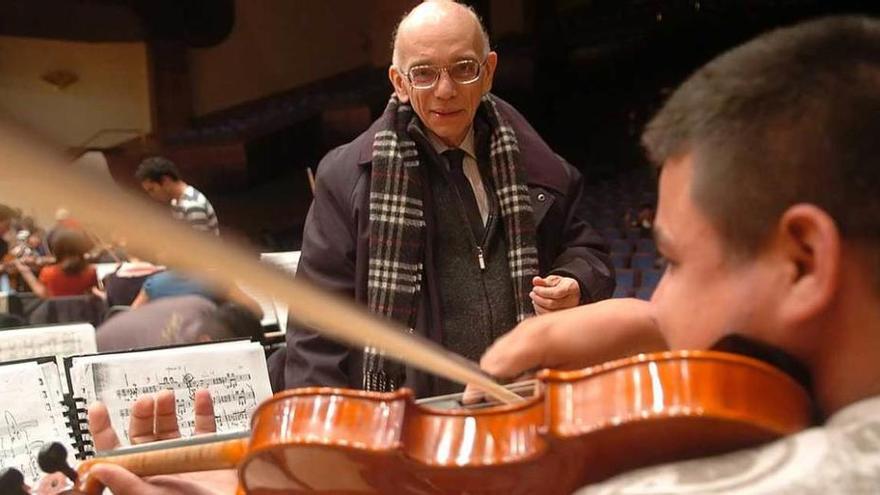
left=49, top=350, right=809, bottom=495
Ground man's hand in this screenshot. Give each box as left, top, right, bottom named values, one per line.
left=530, top=275, right=581, bottom=314
left=464, top=299, right=667, bottom=403
left=84, top=390, right=233, bottom=495
left=86, top=464, right=234, bottom=495
left=88, top=389, right=217, bottom=451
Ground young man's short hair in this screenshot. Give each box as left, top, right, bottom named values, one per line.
left=135, top=156, right=181, bottom=183
left=643, top=16, right=880, bottom=286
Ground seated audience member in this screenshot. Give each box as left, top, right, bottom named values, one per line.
left=96, top=295, right=262, bottom=352
left=14, top=228, right=97, bottom=298
left=62, top=13, right=880, bottom=495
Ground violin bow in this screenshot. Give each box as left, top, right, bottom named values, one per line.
left=0, top=121, right=521, bottom=404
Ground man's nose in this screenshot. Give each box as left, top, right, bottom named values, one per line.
left=433, top=70, right=457, bottom=99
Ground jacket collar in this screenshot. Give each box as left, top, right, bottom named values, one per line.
left=354, top=95, right=570, bottom=195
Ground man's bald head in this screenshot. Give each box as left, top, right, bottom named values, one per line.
left=391, top=0, right=490, bottom=69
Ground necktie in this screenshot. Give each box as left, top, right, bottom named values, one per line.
left=443, top=149, right=485, bottom=242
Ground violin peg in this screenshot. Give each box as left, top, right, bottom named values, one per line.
left=0, top=467, right=28, bottom=495
left=38, top=442, right=79, bottom=483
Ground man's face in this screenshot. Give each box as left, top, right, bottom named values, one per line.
left=140, top=179, right=172, bottom=203
left=651, top=154, right=777, bottom=350
left=389, top=16, right=497, bottom=147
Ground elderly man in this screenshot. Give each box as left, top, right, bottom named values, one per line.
left=285, top=0, right=613, bottom=396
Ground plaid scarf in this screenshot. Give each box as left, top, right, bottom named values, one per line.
left=363, top=94, right=539, bottom=391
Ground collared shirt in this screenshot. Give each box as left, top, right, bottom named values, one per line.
left=578, top=394, right=880, bottom=494
left=426, top=128, right=489, bottom=226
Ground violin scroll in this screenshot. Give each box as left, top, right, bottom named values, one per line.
left=38, top=442, right=79, bottom=485
left=0, top=467, right=27, bottom=495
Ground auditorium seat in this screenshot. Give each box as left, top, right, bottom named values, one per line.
left=635, top=286, right=655, bottom=301
left=610, top=252, right=629, bottom=269
left=601, top=227, right=622, bottom=240
left=610, top=239, right=634, bottom=254
left=631, top=253, right=656, bottom=270
left=625, top=228, right=643, bottom=240
left=615, top=268, right=637, bottom=289
left=613, top=286, right=634, bottom=298
left=28, top=295, right=108, bottom=327
left=636, top=238, right=657, bottom=253
left=640, top=269, right=663, bottom=289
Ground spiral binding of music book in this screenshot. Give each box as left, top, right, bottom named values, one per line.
left=60, top=394, right=94, bottom=459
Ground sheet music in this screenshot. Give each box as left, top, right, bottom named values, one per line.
left=237, top=282, right=279, bottom=327
left=259, top=251, right=301, bottom=332
left=259, top=251, right=301, bottom=275
left=0, top=361, right=76, bottom=486
left=0, top=323, right=97, bottom=363
left=69, top=341, right=272, bottom=447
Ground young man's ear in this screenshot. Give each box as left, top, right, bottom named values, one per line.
left=389, top=66, right=410, bottom=103
left=774, top=204, right=841, bottom=324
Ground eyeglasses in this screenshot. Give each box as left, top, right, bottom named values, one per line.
left=403, top=59, right=487, bottom=89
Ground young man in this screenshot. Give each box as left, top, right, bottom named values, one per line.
left=477, top=14, right=880, bottom=493
left=135, top=156, right=220, bottom=236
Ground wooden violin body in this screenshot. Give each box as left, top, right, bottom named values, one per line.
left=236, top=350, right=810, bottom=494
left=73, top=350, right=811, bottom=495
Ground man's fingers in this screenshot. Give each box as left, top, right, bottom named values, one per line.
left=530, top=292, right=567, bottom=310
left=88, top=463, right=159, bottom=495
left=532, top=301, right=550, bottom=315
left=532, top=277, right=578, bottom=299
left=531, top=275, right=560, bottom=288
left=193, top=389, right=217, bottom=435
left=461, top=385, right=486, bottom=405
left=87, top=402, right=120, bottom=452
left=532, top=284, right=567, bottom=299
left=128, top=395, right=157, bottom=444
left=153, top=390, right=182, bottom=441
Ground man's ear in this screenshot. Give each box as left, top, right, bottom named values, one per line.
left=482, top=51, right=498, bottom=95
left=388, top=66, right=410, bottom=103
left=774, top=204, right=841, bottom=325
